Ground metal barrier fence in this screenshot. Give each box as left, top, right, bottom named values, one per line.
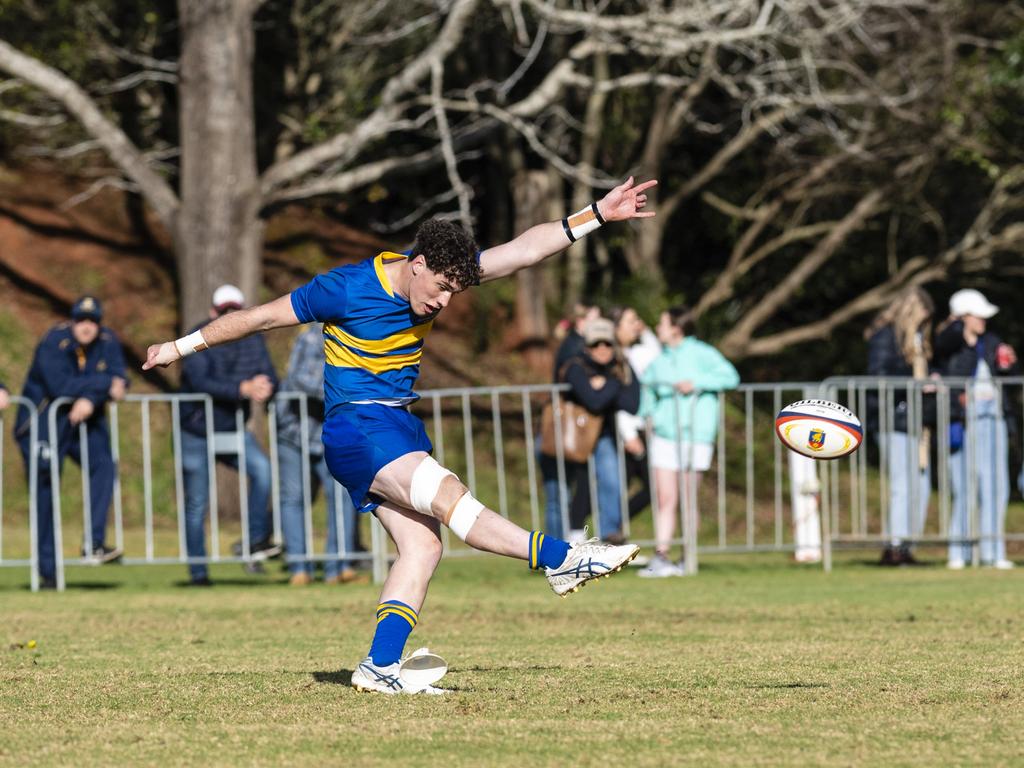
left=818, top=376, right=1024, bottom=569
left=2, top=378, right=1021, bottom=590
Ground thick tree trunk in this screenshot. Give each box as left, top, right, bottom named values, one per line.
left=176, top=0, right=262, bottom=330
left=513, top=169, right=554, bottom=376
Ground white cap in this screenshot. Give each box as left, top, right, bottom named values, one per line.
left=949, top=289, right=997, bottom=319
left=212, top=284, right=245, bottom=311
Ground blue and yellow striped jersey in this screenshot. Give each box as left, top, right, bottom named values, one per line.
left=290, top=252, right=433, bottom=410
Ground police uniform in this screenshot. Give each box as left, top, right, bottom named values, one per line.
left=290, top=251, right=436, bottom=512
left=15, top=297, right=126, bottom=581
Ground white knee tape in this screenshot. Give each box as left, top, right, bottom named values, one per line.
left=409, top=457, right=454, bottom=516
left=448, top=494, right=484, bottom=541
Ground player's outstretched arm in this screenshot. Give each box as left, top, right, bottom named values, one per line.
left=478, top=176, right=657, bottom=283
left=142, top=294, right=300, bottom=370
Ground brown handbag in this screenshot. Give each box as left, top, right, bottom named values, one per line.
left=539, top=398, right=604, bottom=463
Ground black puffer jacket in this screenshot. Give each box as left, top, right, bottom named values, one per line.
left=933, top=320, right=1019, bottom=422
left=865, top=325, right=935, bottom=433
left=560, top=355, right=640, bottom=440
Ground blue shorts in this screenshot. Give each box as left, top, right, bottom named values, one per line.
left=323, top=403, right=433, bottom=513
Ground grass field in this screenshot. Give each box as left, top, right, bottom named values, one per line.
left=2, top=553, right=1022, bottom=767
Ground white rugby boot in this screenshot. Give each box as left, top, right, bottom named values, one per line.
left=545, top=534, right=639, bottom=597
left=350, top=654, right=447, bottom=695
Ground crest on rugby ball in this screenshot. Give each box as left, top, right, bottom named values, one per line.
left=807, top=428, right=826, bottom=452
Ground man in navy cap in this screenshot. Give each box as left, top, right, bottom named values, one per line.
left=16, top=296, right=127, bottom=588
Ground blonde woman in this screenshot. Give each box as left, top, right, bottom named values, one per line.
left=865, top=287, right=935, bottom=566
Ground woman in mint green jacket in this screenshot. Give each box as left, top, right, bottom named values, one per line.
left=638, top=306, right=739, bottom=576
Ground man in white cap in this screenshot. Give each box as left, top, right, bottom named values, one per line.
left=934, top=288, right=1018, bottom=569
left=177, top=285, right=281, bottom=585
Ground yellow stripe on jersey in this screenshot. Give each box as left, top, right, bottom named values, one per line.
left=324, top=336, right=423, bottom=374
left=322, top=320, right=433, bottom=356
left=373, top=251, right=407, bottom=297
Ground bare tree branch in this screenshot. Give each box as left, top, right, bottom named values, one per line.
left=0, top=39, right=179, bottom=229
left=259, top=0, right=480, bottom=198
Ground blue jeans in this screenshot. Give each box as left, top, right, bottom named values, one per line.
left=278, top=441, right=356, bottom=577
left=181, top=430, right=272, bottom=581
left=883, top=432, right=930, bottom=546
left=542, top=434, right=622, bottom=540
left=948, top=408, right=1009, bottom=564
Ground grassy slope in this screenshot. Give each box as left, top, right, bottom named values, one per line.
left=1, top=555, right=1022, bottom=767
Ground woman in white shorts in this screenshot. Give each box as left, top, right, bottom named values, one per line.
left=639, top=307, right=739, bottom=576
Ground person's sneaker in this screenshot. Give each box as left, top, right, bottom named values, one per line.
left=993, top=559, right=1015, bottom=570
left=324, top=568, right=367, bottom=585
left=231, top=538, right=283, bottom=561
left=897, top=547, right=918, bottom=566
left=947, top=559, right=966, bottom=570
left=350, top=656, right=446, bottom=695
left=545, top=535, right=639, bottom=596
left=39, top=577, right=57, bottom=591
left=629, top=554, right=651, bottom=568
left=637, top=554, right=684, bottom=579
left=81, top=544, right=123, bottom=564
left=289, top=571, right=312, bottom=587
left=879, top=546, right=899, bottom=566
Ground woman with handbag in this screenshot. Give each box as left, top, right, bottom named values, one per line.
left=541, top=317, right=640, bottom=542
left=639, top=306, right=739, bottom=577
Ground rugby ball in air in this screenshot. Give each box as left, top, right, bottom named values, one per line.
left=775, top=399, right=863, bottom=460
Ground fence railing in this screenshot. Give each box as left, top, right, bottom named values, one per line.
left=1, top=377, right=1021, bottom=590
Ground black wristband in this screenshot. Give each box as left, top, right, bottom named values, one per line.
left=561, top=217, right=576, bottom=243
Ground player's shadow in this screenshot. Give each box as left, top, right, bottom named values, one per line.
left=314, top=670, right=354, bottom=686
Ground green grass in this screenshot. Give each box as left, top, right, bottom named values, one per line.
left=1, top=554, right=1022, bottom=766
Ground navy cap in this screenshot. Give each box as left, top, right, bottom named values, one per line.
left=70, top=295, right=103, bottom=322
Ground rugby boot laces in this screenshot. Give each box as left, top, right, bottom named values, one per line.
left=545, top=531, right=639, bottom=597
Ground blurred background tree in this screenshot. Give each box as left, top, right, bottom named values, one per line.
left=0, top=0, right=1020, bottom=379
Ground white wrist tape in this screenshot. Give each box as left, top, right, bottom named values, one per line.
left=562, top=202, right=605, bottom=243
left=447, top=493, right=484, bottom=541
left=173, top=329, right=208, bottom=358
left=409, top=457, right=454, bottom=516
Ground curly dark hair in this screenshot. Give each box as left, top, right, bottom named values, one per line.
left=412, top=219, right=481, bottom=289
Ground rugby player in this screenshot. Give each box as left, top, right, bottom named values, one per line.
left=144, top=176, right=657, bottom=694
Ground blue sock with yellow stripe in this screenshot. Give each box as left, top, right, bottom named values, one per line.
left=529, top=530, right=570, bottom=570
left=369, top=600, right=418, bottom=666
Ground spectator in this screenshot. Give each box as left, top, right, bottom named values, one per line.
left=552, top=302, right=599, bottom=380
left=639, top=306, right=739, bottom=577
left=14, top=296, right=127, bottom=589
left=610, top=305, right=662, bottom=523
left=277, top=324, right=361, bottom=586
left=542, top=317, right=640, bottom=542
left=934, top=289, right=1018, bottom=570
left=178, top=285, right=280, bottom=586
left=865, top=287, right=936, bottom=566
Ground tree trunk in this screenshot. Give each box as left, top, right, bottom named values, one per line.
left=513, top=169, right=554, bottom=376
left=176, top=0, right=262, bottom=330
